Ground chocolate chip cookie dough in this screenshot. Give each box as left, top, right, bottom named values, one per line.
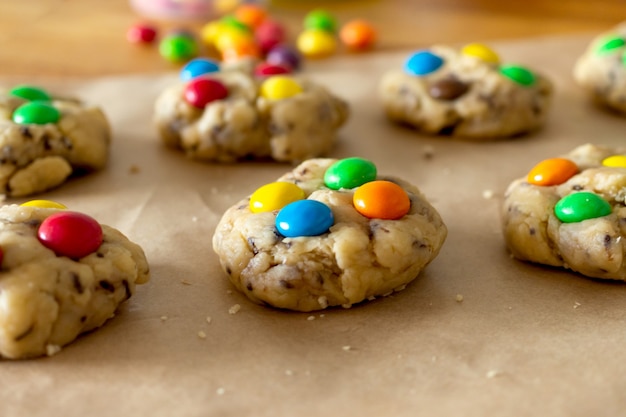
left=0, top=201, right=150, bottom=359
left=153, top=71, right=349, bottom=163
left=573, top=22, right=626, bottom=114
left=0, top=85, right=110, bottom=198
left=379, top=43, right=553, bottom=139
left=212, top=157, right=447, bottom=312
left=502, top=144, right=626, bottom=280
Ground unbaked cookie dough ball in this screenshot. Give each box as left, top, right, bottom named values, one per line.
left=0, top=85, right=110, bottom=198
left=154, top=69, right=349, bottom=163
left=502, top=144, right=626, bottom=280
left=574, top=22, right=626, bottom=114
left=212, top=157, right=447, bottom=312
left=0, top=201, right=150, bottom=359
left=379, top=43, right=553, bottom=139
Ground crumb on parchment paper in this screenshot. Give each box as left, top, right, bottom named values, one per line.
left=228, top=304, right=241, bottom=314
left=455, top=294, right=464, bottom=302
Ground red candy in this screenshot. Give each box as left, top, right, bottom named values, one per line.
left=183, top=77, right=229, bottom=108
left=254, top=20, right=286, bottom=54
left=38, top=212, right=103, bottom=259
left=254, top=62, right=291, bottom=77
left=127, top=23, right=158, bottom=44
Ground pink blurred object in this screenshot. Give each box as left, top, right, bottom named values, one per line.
left=130, top=0, right=214, bottom=20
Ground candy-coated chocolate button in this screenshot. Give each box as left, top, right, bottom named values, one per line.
left=184, top=77, right=229, bottom=108
left=353, top=180, right=410, bottom=220
left=404, top=51, right=444, bottom=76
left=602, top=155, right=626, bottom=168
left=214, top=27, right=255, bottom=52
left=234, top=4, right=267, bottom=28
left=220, top=15, right=251, bottom=33
left=12, top=102, right=60, bottom=125
left=527, top=158, right=578, bottom=186
left=10, top=85, right=51, bottom=102
left=37, top=211, right=103, bottom=259
left=339, top=19, right=376, bottom=51
left=554, top=192, right=612, bottom=223
left=126, top=23, right=158, bottom=44
left=461, top=43, right=500, bottom=64
left=266, top=45, right=302, bottom=70
left=303, top=9, right=338, bottom=33
left=259, top=76, right=303, bottom=100
left=595, top=35, right=626, bottom=54
left=255, top=20, right=287, bottom=54
left=499, top=65, right=536, bottom=86
left=180, top=58, right=220, bottom=81
left=201, top=20, right=224, bottom=46
left=254, top=62, right=291, bottom=77
left=324, top=157, right=377, bottom=190
left=159, top=34, right=198, bottom=62
left=297, top=29, right=337, bottom=58
left=276, top=200, right=334, bottom=237
left=21, top=200, right=67, bottom=209
left=250, top=182, right=305, bottom=213
left=221, top=42, right=261, bottom=62
left=428, top=77, right=470, bottom=100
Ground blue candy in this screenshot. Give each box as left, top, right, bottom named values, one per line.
left=276, top=200, right=334, bottom=238
left=404, top=50, right=444, bottom=76
left=180, top=58, right=220, bottom=81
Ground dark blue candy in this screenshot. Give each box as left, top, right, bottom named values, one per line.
left=180, top=58, right=220, bottom=81
left=276, top=200, right=334, bottom=237
left=404, top=50, right=444, bottom=76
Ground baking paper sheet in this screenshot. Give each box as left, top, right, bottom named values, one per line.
left=2, top=34, right=626, bottom=417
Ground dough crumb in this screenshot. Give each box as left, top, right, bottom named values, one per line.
left=206, top=316, right=212, bottom=324
left=46, top=344, right=62, bottom=357
left=367, top=295, right=376, bottom=301
left=319, top=314, right=325, bottom=318
left=180, top=279, right=192, bottom=286
left=228, top=304, right=241, bottom=314
left=191, top=216, right=198, bottom=222
left=128, top=164, right=140, bottom=174
left=573, top=301, right=581, bottom=309
left=455, top=294, right=464, bottom=302
left=423, top=145, right=435, bottom=160
left=226, top=290, right=233, bottom=295
left=307, top=315, right=316, bottom=321
left=198, top=331, right=207, bottom=339
left=341, top=303, right=352, bottom=309
left=216, top=387, right=225, bottom=396
left=160, top=315, right=169, bottom=321
left=486, top=370, right=502, bottom=378
left=482, top=189, right=494, bottom=199
left=317, top=296, right=328, bottom=309
left=342, top=345, right=352, bottom=351
left=285, top=369, right=294, bottom=376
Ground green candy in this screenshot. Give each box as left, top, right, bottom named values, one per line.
left=324, top=157, right=377, bottom=190
left=499, top=65, right=536, bottom=87
left=220, top=15, right=250, bottom=32
left=554, top=192, right=612, bottom=223
left=159, top=34, right=198, bottom=63
left=304, top=9, right=338, bottom=34
left=9, top=85, right=51, bottom=102
left=595, top=35, right=625, bottom=54
left=12, top=102, right=60, bottom=125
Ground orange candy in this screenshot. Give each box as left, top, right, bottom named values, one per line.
left=527, top=158, right=578, bottom=186
left=221, top=42, right=261, bottom=62
left=340, top=19, right=376, bottom=51
left=353, top=180, right=410, bottom=220
left=234, top=4, right=267, bottom=29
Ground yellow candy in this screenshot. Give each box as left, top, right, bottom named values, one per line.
left=259, top=76, right=303, bottom=100
left=214, top=27, right=255, bottom=52
left=200, top=21, right=225, bottom=46
left=602, top=155, right=626, bottom=168
left=20, top=200, right=67, bottom=209
left=296, top=29, right=337, bottom=58
left=250, top=182, right=305, bottom=213
left=461, top=43, right=500, bottom=64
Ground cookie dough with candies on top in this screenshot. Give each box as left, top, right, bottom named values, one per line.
left=212, top=157, right=447, bottom=312
left=502, top=144, right=626, bottom=280
left=0, top=200, right=149, bottom=359
left=379, top=43, right=553, bottom=139
left=0, top=85, right=110, bottom=197
left=573, top=22, right=626, bottom=114
left=153, top=61, right=349, bottom=163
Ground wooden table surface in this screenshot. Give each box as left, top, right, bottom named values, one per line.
left=0, top=0, right=625, bottom=77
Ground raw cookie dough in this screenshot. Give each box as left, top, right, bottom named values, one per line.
left=0, top=85, right=110, bottom=197
left=573, top=22, right=626, bottom=114
left=212, top=157, right=447, bottom=312
left=379, top=44, right=553, bottom=139
left=153, top=72, right=349, bottom=163
left=502, top=143, right=626, bottom=280
left=0, top=202, right=150, bottom=359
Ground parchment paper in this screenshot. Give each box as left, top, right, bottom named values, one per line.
left=2, top=34, right=626, bottom=417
